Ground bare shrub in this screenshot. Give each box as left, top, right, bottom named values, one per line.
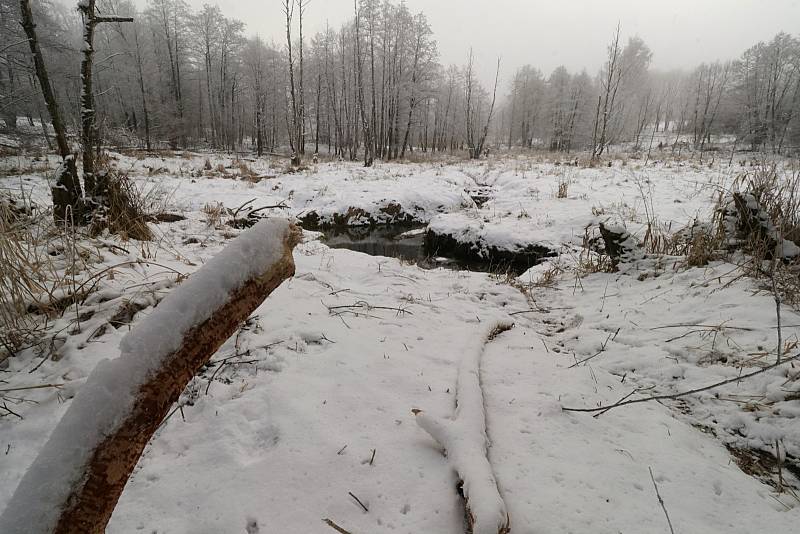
left=533, top=263, right=564, bottom=287
left=719, top=161, right=800, bottom=307
left=578, top=225, right=615, bottom=274
left=557, top=177, right=569, bottom=199
left=90, top=171, right=154, bottom=241
left=732, top=161, right=800, bottom=243
left=202, top=202, right=225, bottom=228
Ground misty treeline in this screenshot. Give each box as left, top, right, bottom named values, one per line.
left=503, top=27, right=800, bottom=157
left=2, top=1, right=799, bottom=165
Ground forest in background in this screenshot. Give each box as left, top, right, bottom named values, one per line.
left=1, top=0, right=799, bottom=162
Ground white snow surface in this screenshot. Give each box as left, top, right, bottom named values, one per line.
left=0, top=218, right=292, bottom=534
left=429, top=159, right=727, bottom=252
left=2, top=154, right=799, bottom=533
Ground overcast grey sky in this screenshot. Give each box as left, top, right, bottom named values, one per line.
left=135, top=0, right=800, bottom=84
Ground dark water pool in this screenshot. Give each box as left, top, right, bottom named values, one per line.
left=320, top=224, right=539, bottom=274
left=321, top=225, right=455, bottom=268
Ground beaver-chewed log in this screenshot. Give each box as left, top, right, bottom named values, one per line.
left=0, top=219, right=301, bottom=534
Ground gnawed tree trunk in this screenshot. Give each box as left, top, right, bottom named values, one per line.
left=599, top=222, right=644, bottom=267
left=728, top=192, right=799, bottom=260
left=0, top=220, right=301, bottom=534
left=19, top=0, right=83, bottom=222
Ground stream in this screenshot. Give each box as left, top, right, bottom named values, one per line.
left=320, top=224, right=458, bottom=269
left=319, top=224, right=545, bottom=274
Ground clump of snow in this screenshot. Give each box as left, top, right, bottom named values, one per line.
left=0, top=218, right=293, bottom=533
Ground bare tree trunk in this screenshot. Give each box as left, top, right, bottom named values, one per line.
left=283, top=0, right=301, bottom=165
left=400, top=32, right=422, bottom=158
left=594, top=25, right=622, bottom=159
left=20, top=0, right=69, bottom=157
left=354, top=0, right=374, bottom=167
left=298, top=0, right=307, bottom=156
left=19, top=0, right=82, bottom=222
left=473, top=58, right=501, bottom=158
left=78, top=1, right=132, bottom=200
left=133, top=23, right=151, bottom=151
left=591, top=95, right=601, bottom=160
left=315, top=70, right=321, bottom=154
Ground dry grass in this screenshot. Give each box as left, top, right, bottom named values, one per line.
left=557, top=176, right=570, bottom=199
left=720, top=161, right=800, bottom=307
left=90, top=171, right=154, bottom=241
left=202, top=202, right=225, bottom=228
left=732, top=161, right=800, bottom=243
left=533, top=263, right=564, bottom=287
left=578, top=225, right=616, bottom=274
left=0, top=194, right=95, bottom=361
left=236, top=161, right=261, bottom=182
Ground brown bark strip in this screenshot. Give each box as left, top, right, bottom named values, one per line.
left=51, top=224, right=300, bottom=534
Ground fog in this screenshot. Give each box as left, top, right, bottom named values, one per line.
left=172, top=0, right=800, bottom=83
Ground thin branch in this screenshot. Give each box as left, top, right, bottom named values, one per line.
left=0, top=383, right=64, bottom=393
left=348, top=491, right=369, bottom=512
left=562, top=353, right=800, bottom=415
left=649, top=467, right=676, bottom=534
left=322, top=518, right=354, bottom=534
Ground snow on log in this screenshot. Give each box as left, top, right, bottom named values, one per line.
left=0, top=219, right=301, bottom=534
left=414, top=322, right=513, bottom=534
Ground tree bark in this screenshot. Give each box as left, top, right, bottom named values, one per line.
left=78, top=1, right=132, bottom=198
left=19, top=0, right=83, bottom=222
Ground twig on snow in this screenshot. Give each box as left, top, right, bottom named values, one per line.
left=649, top=467, right=676, bottom=534
left=323, top=518, right=354, bottom=534
left=562, top=353, right=800, bottom=415
left=0, top=402, right=23, bottom=420
left=650, top=323, right=753, bottom=332
left=348, top=491, right=369, bottom=513
left=325, top=300, right=413, bottom=316
left=0, top=383, right=64, bottom=393
left=568, top=328, right=619, bottom=368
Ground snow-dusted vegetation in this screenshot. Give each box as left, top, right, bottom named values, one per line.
left=1, top=0, right=800, bottom=533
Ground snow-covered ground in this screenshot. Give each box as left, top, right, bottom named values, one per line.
left=1, top=153, right=798, bottom=532
left=429, top=156, right=729, bottom=255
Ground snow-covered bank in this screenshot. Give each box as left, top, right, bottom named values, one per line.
left=428, top=158, right=733, bottom=259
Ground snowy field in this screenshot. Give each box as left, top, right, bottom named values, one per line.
left=1, top=152, right=798, bottom=533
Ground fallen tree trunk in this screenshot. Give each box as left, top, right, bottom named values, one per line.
left=0, top=219, right=301, bottom=534
left=414, top=322, right=513, bottom=534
